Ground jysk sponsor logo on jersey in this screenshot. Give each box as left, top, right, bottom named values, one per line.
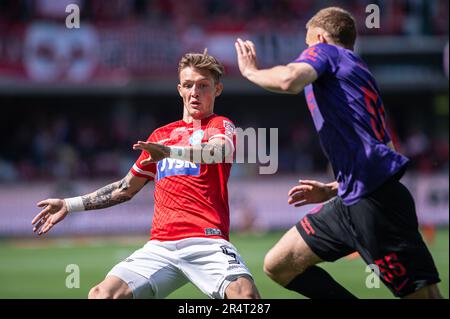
left=157, top=158, right=200, bottom=180
left=189, top=130, right=204, bottom=145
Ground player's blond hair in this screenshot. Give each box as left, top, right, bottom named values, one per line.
left=306, top=7, right=357, bottom=50
left=178, top=49, right=224, bottom=83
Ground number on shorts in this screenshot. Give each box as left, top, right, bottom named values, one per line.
left=221, top=245, right=240, bottom=264
left=374, top=252, right=407, bottom=283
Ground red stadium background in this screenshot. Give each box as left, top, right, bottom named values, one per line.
left=0, top=0, right=448, bottom=234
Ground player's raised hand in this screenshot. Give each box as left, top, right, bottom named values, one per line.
left=287, top=180, right=336, bottom=207
left=235, top=38, right=258, bottom=78
left=133, top=141, right=170, bottom=165
left=32, top=199, right=69, bottom=235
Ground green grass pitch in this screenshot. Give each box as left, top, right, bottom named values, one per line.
left=0, top=229, right=448, bottom=299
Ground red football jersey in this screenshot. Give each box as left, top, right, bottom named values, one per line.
left=130, top=114, right=236, bottom=241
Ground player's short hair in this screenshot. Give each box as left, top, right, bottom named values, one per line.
left=306, top=7, right=357, bottom=49
left=178, top=49, right=224, bottom=83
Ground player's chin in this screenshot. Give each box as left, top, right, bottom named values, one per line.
left=189, top=109, right=207, bottom=120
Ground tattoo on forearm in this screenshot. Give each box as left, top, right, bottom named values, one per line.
left=82, top=175, right=133, bottom=210
left=118, top=173, right=131, bottom=191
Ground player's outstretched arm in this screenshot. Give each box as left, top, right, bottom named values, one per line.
left=32, top=198, right=69, bottom=236
left=287, top=180, right=338, bottom=207
left=31, top=172, right=148, bottom=235
left=133, top=138, right=231, bottom=164
left=235, top=38, right=318, bottom=94
left=80, top=172, right=147, bottom=210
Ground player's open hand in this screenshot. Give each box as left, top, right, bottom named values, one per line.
left=32, top=198, right=69, bottom=235
left=133, top=141, right=170, bottom=165
left=287, top=180, right=335, bottom=207
left=235, top=38, right=258, bottom=78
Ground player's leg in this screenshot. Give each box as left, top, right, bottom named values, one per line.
left=348, top=178, right=442, bottom=299
left=92, top=241, right=188, bottom=299
left=88, top=275, right=133, bottom=299
left=224, top=275, right=260, bottom=299
left=263, top=226, right=321, bottom=286
left=403, top=284, right=442, bottom=299
left=178, top=238, right=259, bottom=299
left=264, top=198, right=358, bottom=299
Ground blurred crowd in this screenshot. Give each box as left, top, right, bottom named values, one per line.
left=0, top=0, right=448, bottom=183
left=0, top=102, right=156, bottom=182
left=0, top=0, right=448, bottom=36
left=0, top=97, right=448, bottom=183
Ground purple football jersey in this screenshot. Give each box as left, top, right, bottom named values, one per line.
left=294, top=43, right=409, bottom=205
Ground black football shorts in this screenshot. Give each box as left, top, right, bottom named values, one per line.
left=296, top=177, right=441, bottom=297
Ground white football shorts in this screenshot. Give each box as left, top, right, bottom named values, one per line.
left=106, top=237, right=254, bottom=299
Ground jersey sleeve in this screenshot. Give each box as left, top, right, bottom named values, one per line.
left=205, top=116, right=236, bottom=154
left=293, top=43, right=337, bottom=77
left=130, top=133, right=157, bottom=180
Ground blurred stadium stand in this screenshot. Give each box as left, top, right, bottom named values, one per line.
left=0, top=0, right=448, bottom=235
left=0, top=0, right=448, bottom=91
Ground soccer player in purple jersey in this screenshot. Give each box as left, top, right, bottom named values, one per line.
left=235, top=7, right=442, bottom=299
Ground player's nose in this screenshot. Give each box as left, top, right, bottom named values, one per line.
left=191, top=85, right=200, bottom=97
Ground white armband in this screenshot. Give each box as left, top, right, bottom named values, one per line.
left=64, top=196, right=85, bottom=213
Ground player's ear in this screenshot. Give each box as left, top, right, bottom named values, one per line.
left=177, top=83, right=183, bottom=97
left=318, top=33, right=328, bottom=44
left=215, top=82, right=223, bottom=97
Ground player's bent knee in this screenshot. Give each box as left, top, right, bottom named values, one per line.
left=88, top=283, right=132, bottom=299
left=263, top=251, right=295, bottom=285
left=263, top=226, right=318, bottom=286
left=228, top=287, right=259, bottom=299
left=262, top=251, right=278, bottom=279
left=428, top=284, right=443, bottom=299
left=402, top=284, right=443, bottom=299
left=88, top=285, right=113, bottom=299
left=225, top=277, right=260, bottom=299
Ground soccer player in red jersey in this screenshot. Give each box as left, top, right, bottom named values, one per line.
left=31, top=50, right=260, bottom=299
